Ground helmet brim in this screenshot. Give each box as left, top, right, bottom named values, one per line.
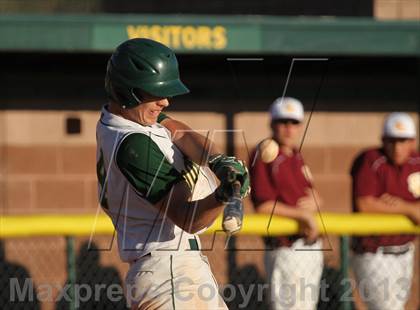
left=141, top=79, right=190, bottom=98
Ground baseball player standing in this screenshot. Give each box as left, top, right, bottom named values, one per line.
left=250, top=97, right=324, bottom=310
left=96, top=38, right=250, bottom=309
left=351, top=112, right=420, bottom=310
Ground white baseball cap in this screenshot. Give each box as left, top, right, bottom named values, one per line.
left=269, top=97, right=304, bottom=122
left=382, top=112, right=416, bottom=139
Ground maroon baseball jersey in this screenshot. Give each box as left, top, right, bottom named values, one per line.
left=351, top=148, right=420, bottom=253
left=250, top=146, right=313, bottom=247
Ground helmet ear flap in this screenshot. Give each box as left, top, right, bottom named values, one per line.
left=130, top=88, right=143, bottom=105
left=105, top=76, right=119, bottom=102
left=105, top=58, right=143, bottom=109
left=105, top=79, right=133, bottom=109
left=105, top=60, right=143, bottom=109
left=105, top=60, right=120, bottom=103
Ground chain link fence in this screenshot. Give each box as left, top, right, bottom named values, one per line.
left=1, top=233, right=418, bottom=310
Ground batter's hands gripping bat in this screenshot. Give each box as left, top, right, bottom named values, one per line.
left=222, top=168, right=244, bottom=235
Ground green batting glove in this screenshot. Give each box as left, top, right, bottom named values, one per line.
left=208, top=154, right=251, bottom=202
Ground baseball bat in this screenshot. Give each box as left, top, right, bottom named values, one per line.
left=222, top=169, right=244, bottom=235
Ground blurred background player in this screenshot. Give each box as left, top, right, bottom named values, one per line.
left=351, top=112, right=420, bottom=310
left=97, top=38, right=250, bottom=309
left=250, top=97, right=324, bottom=310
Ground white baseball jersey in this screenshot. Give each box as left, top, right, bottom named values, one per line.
left=96, top=105, right=218, bottom=263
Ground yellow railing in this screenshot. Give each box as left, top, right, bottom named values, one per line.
left=1, top=213, right=419, bottom=237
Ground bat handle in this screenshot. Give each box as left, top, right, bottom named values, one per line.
left=226, top=168, right=237, bottom=183
left=226, top=167, right=241, bottom=196
left=222, top=180, right=243, bottom=235
left=231, top=180, right=241, bottom=198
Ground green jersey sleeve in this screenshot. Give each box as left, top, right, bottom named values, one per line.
left=116, top=133, right=183, bottom=204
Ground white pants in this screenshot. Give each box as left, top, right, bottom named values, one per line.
left=125, top=251, right=228, bottom=310
left=352, top=243, right=415, bottom=310
left=265, top=239, right=324, bottom=310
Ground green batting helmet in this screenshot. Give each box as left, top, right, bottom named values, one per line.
left=105, top=38, right=189, bottom=109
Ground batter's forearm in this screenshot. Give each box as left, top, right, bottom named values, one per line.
left=185, top=194, right=225, bottom=233
left=172, top=194, right=224, bottom=234
left=161, top=118, right=220, bottom=165
left=159, top=181, right=224, bottom=234
left=179, top=130, right=220, bottom=165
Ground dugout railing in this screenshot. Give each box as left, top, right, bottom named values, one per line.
left=0, top=213, right=419, bottom=310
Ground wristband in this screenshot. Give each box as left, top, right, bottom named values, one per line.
left=157, top=112, right=170, bottom=123
left=208, top=154, right=224, bottom=167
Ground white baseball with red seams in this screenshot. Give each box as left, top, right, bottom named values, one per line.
left=258, top=138, right=280, bottom=164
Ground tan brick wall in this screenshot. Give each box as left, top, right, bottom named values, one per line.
left=375, top=0, right=420, bottom=19
left=0, top=110, right=226, bottom=214
left=2, top=110, right=417, bottom=214
left=3, top=111, right=99, bottom=146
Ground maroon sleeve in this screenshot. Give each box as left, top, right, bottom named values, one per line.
left=250, top=150, right=277, bottom=206
left=351, top=152, right=381, bottom=199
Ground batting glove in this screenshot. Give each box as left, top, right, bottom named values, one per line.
left=208, top=154, right=251, bottom=202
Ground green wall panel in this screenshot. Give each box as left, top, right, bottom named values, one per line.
left=0, top=14, right=419, bottom=55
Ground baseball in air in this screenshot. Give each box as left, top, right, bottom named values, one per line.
left=258, top=138, right=279, bottom=163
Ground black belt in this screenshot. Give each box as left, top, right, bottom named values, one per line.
left=381, top=244, right=411, bottom=255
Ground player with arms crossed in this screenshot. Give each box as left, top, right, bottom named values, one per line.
left=250, top=98, right=323, bottom=310
left=96, top=38, right=250, bottom=309
left=351, top=112, right=420, bottom=310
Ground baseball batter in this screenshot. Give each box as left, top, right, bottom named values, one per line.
left=250, top=97, right=324, bottom=310
left=351, top=112, right=420, bottom=310
left=96, top=38, right=250, bottom=309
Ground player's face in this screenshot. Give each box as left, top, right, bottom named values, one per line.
left=382, top=137, right=416, bottom=165
left=137, top=97, right=169, bottom=125
left=271, top=119, right=302, bottom=147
